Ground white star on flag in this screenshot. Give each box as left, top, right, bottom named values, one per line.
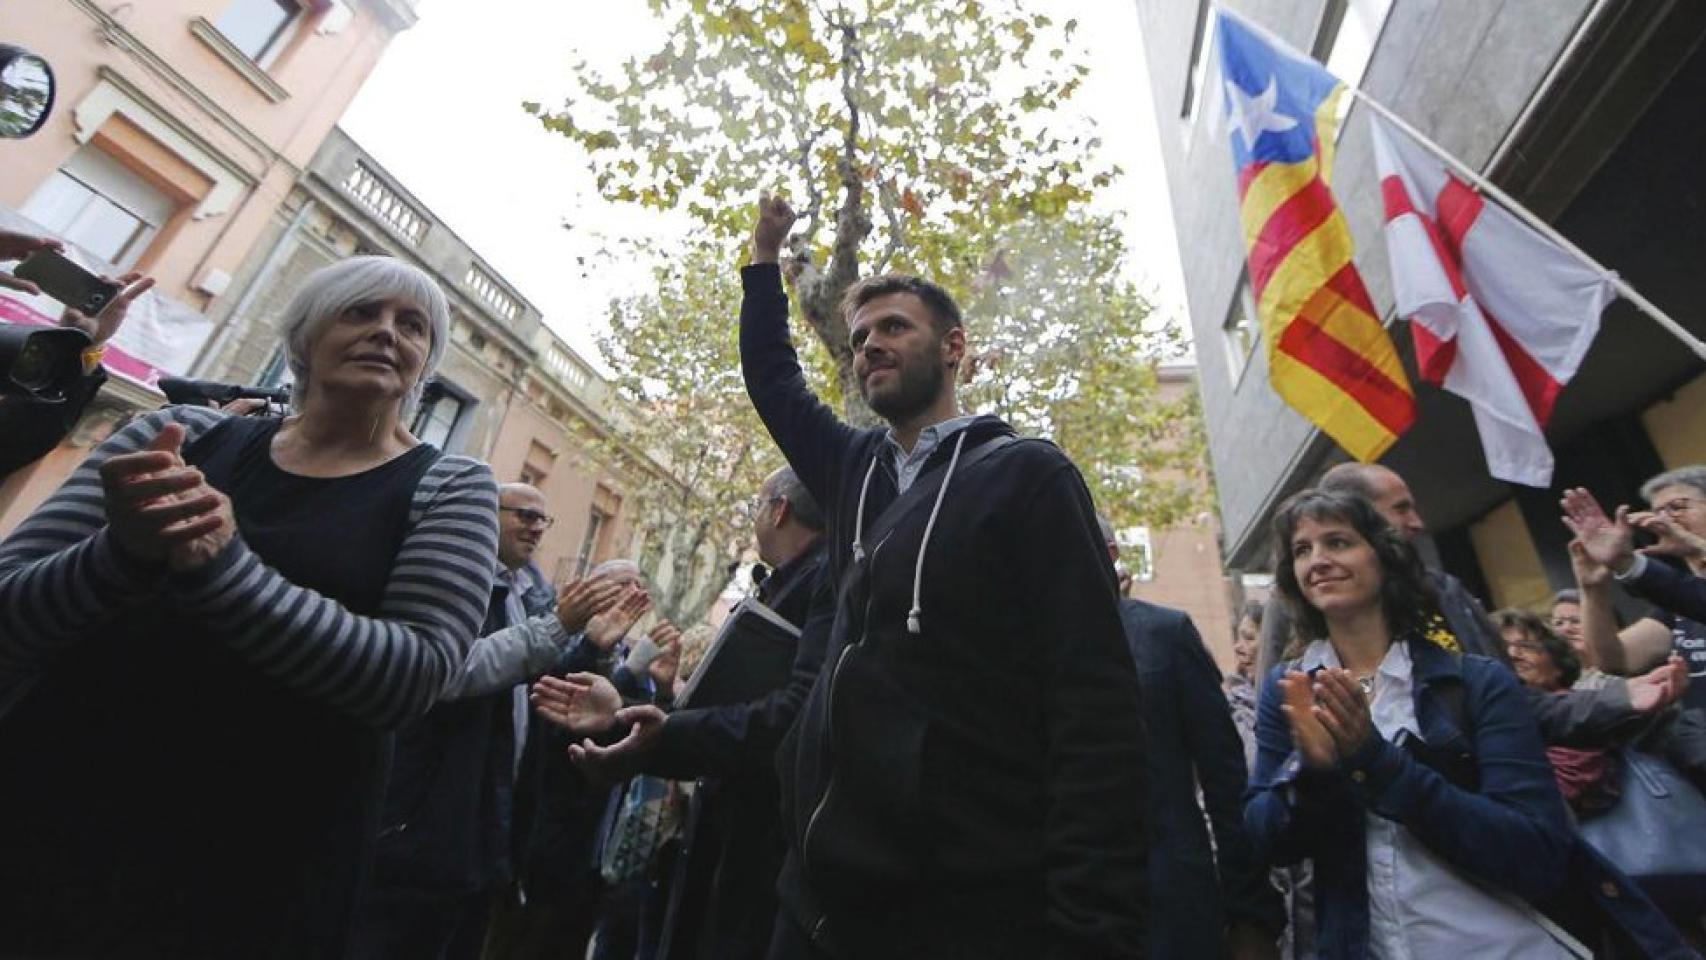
left=1224, top=76, right=1297, bottom=151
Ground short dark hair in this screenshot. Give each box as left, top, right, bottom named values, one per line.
left=1493, top=608, right=1580, bottom=688
left=1551, top=588, right=1580, bottom=608
left=841, top=274, right=963, bottom=335
left=765, top=467, right=824, bottom=532
left=1318, top=462, right=1381, bottom=502
left=1239, top=599, right=1264, bottom=628
left=1270, top=488, right=1438, bottom=650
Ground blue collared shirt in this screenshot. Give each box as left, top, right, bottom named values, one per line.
left=884, top=414, right=980, bottom=494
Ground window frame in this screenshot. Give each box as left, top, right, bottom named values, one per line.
left=1222, top=276, right=1261, bottom=387
left=410, top=377, right=477, bottom=453
left=1311, top=0, right=1396, bottom=136
left=20, top=146, right=179, bottom=270
left=214, top=0, right=304, bottom=66
left=1179, top=0, right=1218, bottom=129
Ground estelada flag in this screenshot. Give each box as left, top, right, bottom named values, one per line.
left=1214, top=9, right=1415, bottom=462
left=1370, top=114, right=1615, bottom=487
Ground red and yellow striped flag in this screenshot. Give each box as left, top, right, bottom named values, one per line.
left=1216, top=11, right=1415, bottom=461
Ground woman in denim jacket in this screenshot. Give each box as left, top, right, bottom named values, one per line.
left=1247, top=488, right=1694, bottom=959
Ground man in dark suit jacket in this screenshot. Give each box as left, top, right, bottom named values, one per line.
left=1101, top=518, right=1284, bottom=958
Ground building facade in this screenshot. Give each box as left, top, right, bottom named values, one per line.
left=1136, top=0, right=1706, bottom=612
left=1118, top=364, right=1244, bottom=670
left=0, top=0, right=417, bottom=527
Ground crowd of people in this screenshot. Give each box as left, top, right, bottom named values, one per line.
left=1, top=198, right=1705, bottom=959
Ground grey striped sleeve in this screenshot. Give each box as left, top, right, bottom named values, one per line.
left=0, top=406, right=500, bottom=729
left=169, top=453, right=499, bottom=727
left=0, top=405, right=226, bottom=690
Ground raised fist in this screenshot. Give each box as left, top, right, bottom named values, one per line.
left=751, top=194, right=797, bottom=265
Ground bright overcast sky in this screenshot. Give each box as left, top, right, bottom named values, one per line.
left=341, top=0, right=1189, bottom=369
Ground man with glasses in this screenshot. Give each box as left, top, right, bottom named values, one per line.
left=355, top=483, right=638, bottom=959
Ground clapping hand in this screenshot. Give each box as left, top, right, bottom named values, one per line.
left=1561, top=488, right=1637, bottom=575
left=531, top=672, right=622, bottom=735
left=555, top=576, right=624, bottom=635
left=646, top=621, right=683, bottom=689
left=1279, top=671, right=1339, bottom=770
left=100, top=422, right=233, bottom=568
left=1279, top=668, right=1374, bottom=770
left=1312, top=669, right=1375, bottom=759
left=585, top=586, right=650, bottom=651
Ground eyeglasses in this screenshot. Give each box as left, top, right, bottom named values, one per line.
left=744, top=495, right=783, bottom=520
left=500, top=506, right=555, bottom=528
left=1655, top=497, right=1698, bottom=518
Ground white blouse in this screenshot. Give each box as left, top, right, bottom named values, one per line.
left=1299, top=641, right=1570, bottom=959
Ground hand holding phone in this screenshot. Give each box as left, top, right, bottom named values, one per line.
left=12, top=249, right=121, bottom=315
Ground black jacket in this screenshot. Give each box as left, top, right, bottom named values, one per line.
left=509, top=628, right=617, bottom=895
left=367, top=581, right=533, bottom=899
left=1118, top=598, right=1283, bottom=956
left=741, top=264, right=1147, bottom=958
left=646, top=540, right=831, bottom=960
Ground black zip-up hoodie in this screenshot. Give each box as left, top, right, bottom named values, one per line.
left=740, top=264, right=1148, bottom=958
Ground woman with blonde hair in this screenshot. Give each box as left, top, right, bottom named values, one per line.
left=0, top=256, right=499, bottom=957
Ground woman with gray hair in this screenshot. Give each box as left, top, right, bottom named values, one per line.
left=0, top=255, right=499, bottom=957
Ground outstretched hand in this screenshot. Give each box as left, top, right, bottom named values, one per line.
left=750, top=194, right=797, bottom=266
left=566, top=703, right=667, bottom=783
left=1561, top=488, right=1636, bottom=575
left=1627, top=655, right=1689, bottom=714
left=531, top=671, right=622, bottom=735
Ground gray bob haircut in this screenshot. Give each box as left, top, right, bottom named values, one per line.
left=1641, top=465, right=1706, bottom=503
left=278, top=256, right=451, bottom=417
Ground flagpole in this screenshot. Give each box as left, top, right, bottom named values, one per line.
left=1211, top=4, right=1706, bottom=361
left=1344, top=77, right=1706, bottom=362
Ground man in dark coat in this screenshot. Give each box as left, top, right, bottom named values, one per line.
left=352, top=484, right=626, bottom=959
left=553, top=466, right=832, bottom=959
left=1099, top=518, right=1285, bottom=958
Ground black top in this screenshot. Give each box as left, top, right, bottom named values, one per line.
left=0, top=416, right=437, bottom=958
left=1646, top=605, right=1706, bottom=710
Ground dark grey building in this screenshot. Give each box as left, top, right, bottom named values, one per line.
left=1136, top=0, right=1706, bottom=610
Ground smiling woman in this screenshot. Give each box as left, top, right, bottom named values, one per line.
left=1244, top=488, right=1683, bottom=957
left=0, top=255, right=497, bottom=957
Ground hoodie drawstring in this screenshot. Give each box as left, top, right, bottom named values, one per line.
left=851, top=455, right=879, bottom=564
left=908, top=432, right=967, bottom=636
